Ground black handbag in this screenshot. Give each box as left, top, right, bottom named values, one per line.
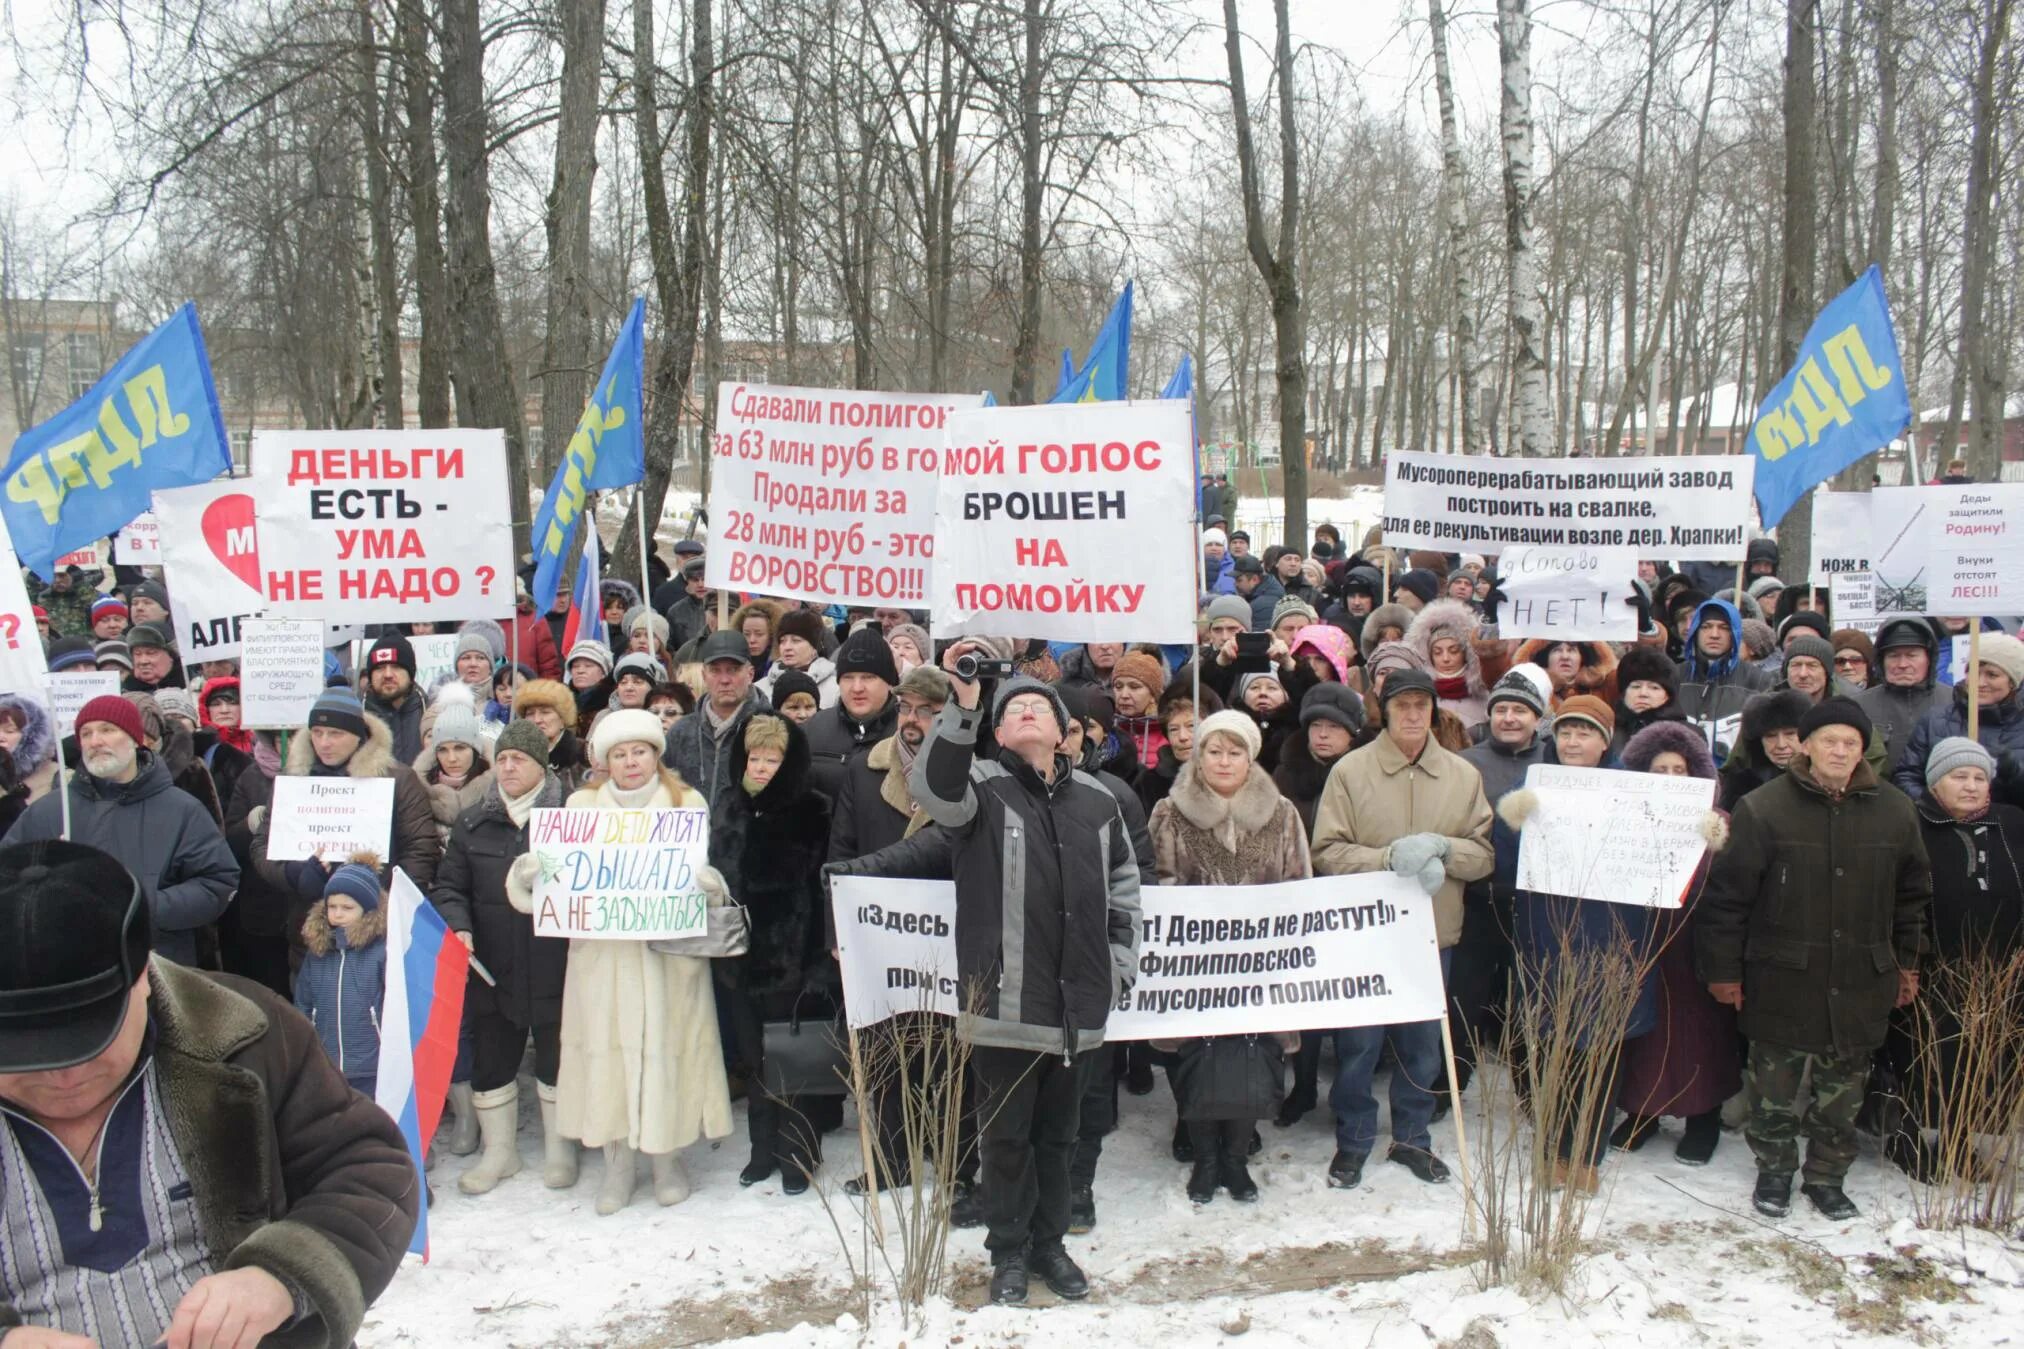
left=762, top=992, right=850, bottom=1098
left=1170, top=1035, right=1284, bottom=1121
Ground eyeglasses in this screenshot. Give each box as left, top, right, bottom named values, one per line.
left=896, top=700, right=938, bottom=720
left=1833, top=655, right=1867, bottom=669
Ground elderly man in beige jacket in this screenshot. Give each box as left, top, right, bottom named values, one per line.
left=1310, top=668, right=1494, bottom=1190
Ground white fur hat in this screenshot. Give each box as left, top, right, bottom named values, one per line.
left=589, top=707, right=665, bottom=767
left=1195, top=708, right=1263, bottom=761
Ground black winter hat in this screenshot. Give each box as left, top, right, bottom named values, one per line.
left=1057, top=683, right=1116, bottom=737
left=363, top=631, right=416, bottom=676
left=1799, top=696, right=1872, bottom=746
left=130, top=580, right=170, bottom=611
left=776, top=608, right=832, bottom=652
left=126, top=621, right=175, bottom=653
left=0, top=841, right=151, bottom=1072
left=769, top=668, right=821, bottom=711
left=1300, top=682, right=1365, bottom=733
left=1616, top=644, right=1680, bottom=701
left=834, top=624, right=898, bottom=685
left=1746, top=537, right=1780, bottom=567
left=1341, top=566, right=1382, bottom=598
left=1875, top=617, right=1939, bottom=655
left=1378, top=667, right=1438, bottom=707
left=1395, top=570, right=1441, bottom=605
left=1231, top=553, right=1265, bottom=576
left=1776, top=610, right=1832, bottom=645
left=1740, top=689, right=1813, bottom=746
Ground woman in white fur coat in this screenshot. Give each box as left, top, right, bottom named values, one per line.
left=547, top=708, right=734, bottom=1214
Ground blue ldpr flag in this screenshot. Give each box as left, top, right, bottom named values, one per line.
left=1052, top=348, right=1076, bottom=399
left=1051, top=281, right=1134, bottom=403
left=1160, top=352, right=1193, bottom=400
left=1, top=303, right=230, bottom=578
left=1749, top=265, right=1911, bottom=527
left=529, top=297, right=647, bottom=607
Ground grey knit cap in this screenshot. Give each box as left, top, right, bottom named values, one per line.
left=992, top=675, right=1070, bottom=736
left=1926, top=736, right=1996, bottom=790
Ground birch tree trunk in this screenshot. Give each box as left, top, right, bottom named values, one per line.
left=1498, top=0, right=1553, bottom=456
left=355, top=0, right=403, bottom=427
left=1775, top=0, right=1819, bottom=579
left=398, top=0, right=452, bottom=428
left=1939, top=0, right=2012, bottom=480
left=1428, top=0, right=1478, bottom=455
left=539, top=0, right=606, bottom=478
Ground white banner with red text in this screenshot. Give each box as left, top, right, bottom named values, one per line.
left=0, top=513, right=48, bottom=696
left=250, top=430, right=515, bottom=623
left=929, top=399, right=1198, bottom=644
left=151, top=478, right=267, bottom=661
left=831, top=872, right=1444, bottom=1037
left=704, top=383, right=985, bottom=608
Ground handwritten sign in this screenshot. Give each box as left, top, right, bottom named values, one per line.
left=1493, top=545, right=1639, bottom=642
left=1515, top=764, right=1716, bottom=907
left=527, top=807, right=712, bottom=940
left=265, top=776, right=395, bottom=862
left=1920, top=484, right=2024, bottom=618
left=240, top=618, right=328, bottom=729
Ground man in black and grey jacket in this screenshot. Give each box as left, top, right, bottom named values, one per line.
left=912, top=647, right=1141, bottom=1308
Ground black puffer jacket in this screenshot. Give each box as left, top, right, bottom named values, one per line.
left=1855, top=618, right=1952, bottom=770
left=804, top=695, right=898, bottom=803
left=905, top=699, right=1141, bottom=1056
left=710, top=718, right=835, bottom=1020
left=1698, top=757, right=1931, bottom=1055
left=431, top=772, right=570, bottom=1027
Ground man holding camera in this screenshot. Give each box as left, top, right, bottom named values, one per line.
left=913, top=642, right=1141, bottom=1306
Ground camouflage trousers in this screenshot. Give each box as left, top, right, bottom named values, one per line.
left=1744, top=1042, right=1872, bottom=1183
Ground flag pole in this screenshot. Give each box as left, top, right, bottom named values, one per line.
left=636, top=484, right=654, bottom=617
left=1968, top=624, right=1983, bottom=741
left=56, top=726, right=73, bottom=842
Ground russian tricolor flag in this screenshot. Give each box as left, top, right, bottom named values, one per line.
left=375, top=868, right=468, bottom=1260
left=558, top=522, right=607, bottom=654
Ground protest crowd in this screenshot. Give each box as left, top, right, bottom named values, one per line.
left=5, top=477, right=2020, bottom=1328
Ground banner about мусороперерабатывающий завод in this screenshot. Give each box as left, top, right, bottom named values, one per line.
left=1380, top=450, right=1756, bottom=561
left=929, top=399, right=1198, bottom=646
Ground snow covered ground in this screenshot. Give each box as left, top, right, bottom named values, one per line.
left=363, top=1072, right=2024, bottom=1348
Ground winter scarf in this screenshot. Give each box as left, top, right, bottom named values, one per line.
left=503, top=777, right=549, bottom=828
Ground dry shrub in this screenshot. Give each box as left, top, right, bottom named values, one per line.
left=1464, top=906, right=1668, bottom=1293
left=1902, top=947, right=2024, bottom=1231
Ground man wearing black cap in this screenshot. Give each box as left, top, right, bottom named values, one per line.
left=804, top=625, right=901, bottom=802
left=0, top=840, right=418, bottom=1346
left=663, top=629, right=766, bottom=810
left=1855, top=617, right=1951, bottom=771
left=910, top=647, right=1141, bottom=1306
left=1230, top=553, right=1284, bottom=631
left=360, top=632, right=425, bottom=762
left=1310, top=668, right=1494, bottom=1191
left=1698, top=697, right=1931, bottom=1220
left=663, top=558, right=714, bottom=652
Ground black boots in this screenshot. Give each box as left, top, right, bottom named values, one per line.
left=1067, top=1185, right=1096, bottom=1234
left=1327, top=1149, right=1365, bottom=1189
left=1674, top=1111, right=1721, bottom=1166
left=1029, top=1244, right=1090, bottom=1300
left=989, top=1249, right=1029, bottom=1305
left=1220, top=1122, right=1259, bottom=1204
left=1186, top=1121, right=1220, bottom=1203
left=1802, top=1182, right=1860, bottom=1220
left=1387, top=1144, right=1451, bottom=1184
left=1753, top=1171, right=1793, bottom=1217
left=1609, top=1114, right=1657, bottom=1152
left=1185, top=1120, right=1260, bottom=1204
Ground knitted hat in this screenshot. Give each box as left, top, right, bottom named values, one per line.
left=493, top=718, right=552, bottom=769
left=126, top=622, right=174, bottom=653
left=896, top=665, right=951, bottom=705
left=888, top=622, right=932, bottom=662
left=565, top=640, right=614, bottom=676
left=458, top=618, right=508, bottom=662
left=456, top=629, right=496, bottom=662
left=1395, top=569, right=1441, bottom=605
left=152, top=688, right=199, bottom=726
left=1202, top=527, right=1228, bottom=549
left=130, top=580, right=170, bottom=611
left=1927, top=736, right=1998, bottom=789
left=93, top=639, right=133, bottom=671
left=590, top=707, right=665, bottom=767
left=835, top=625, right=898, bottom=684
left=991, top=675, right=1070, bottom=736
left=1196, top=708, right=1263, bottom=761
left=1554, top=694, right=1615, bottom=740
left=1740, top=618, right=1776, bottom=660
left=430, top=703, right=483, bottom=752
left=1300, top=683, right=1365, bottom=733
left=1830, top=629, right=1876, bottom=670
left=1365, top=640, right=1425, bottom=685
left=613, top=652, right=662, bottom=685
left=1486, top=667, right=1548, bottom=718
left=1798, top=696, right=1872, bottom=745
left=1982, top=633, right=2024, bottom=689
left=1234, top=670, right=1283, bottom=705
left=1111, top=651, right=1168, bottom=698
left=1782, top=633, right=1835, bottom=676
left=623, top=605, right=670, bottom=647
left=323, top=860, right=382, bottom=913
left=46, top=637, right=97, bottom=672
left=1229, top=529, right=1251, bottom=544
left=1747, top=575, right=1787, bottom=601
left=122, top=693, right=165, bottom=747
left=363, top=632, right=416, bottom=676
left=73, top=695, right=144, bottom=747
left=770, top=668, right=822, bottom=711
left=1378, top=667, right=1438, bottom=707
left=1204, top=595, right=1252, bottom=629
left=1776, top=610, right=1832, bottom=645
left=776, top=608, right=831, bottom=650
left=89, top=595, right=128, bottom=624
left=1271, top=595, right=1319, bottom=627
left=308, top=687, right=369, bottom=740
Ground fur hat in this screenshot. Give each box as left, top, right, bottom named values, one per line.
left=0, top=694, right=56, bottom=768
left=513, top=679, right=579, bottom=733
left=1621, top=720, right=1718, bottom=781
left=1554, top=694, right=1615, bottom=740
left=1830, top=629, right=1876, bottom=671
left=1358, top=603, right=1415, bottom=662
left=1741, top=689, right=1812, bottom=746
left=494, top=719, right=551, bottom=769
left=835, top=625, right=899, bottom=684
left=1799, top=696, right=1871, bottom=746
left=1196, top=708, right=1264, bottom=760
left=1300, top=683, right=1365, bottom=734
left=590, top=707, right=665, bottom=766
left=1111, top=651, right=1168, bottom=698
left=1927, top=736, right=1997, bottom=789
left=776, top=608, right=832, bottom=651
left=1365, top=640, right=1425, bottom=685
left=1615, top=644, right=1679, bottom=703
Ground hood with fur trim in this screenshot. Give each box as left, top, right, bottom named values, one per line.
left=301, top=900, right=388, bottom=955
left=1407, top=599, right=1488, bottom=696
left=0, top=691, right=56, bottom=767
left=1358, top=602, right=1415, bottom=662
left=1289, top=624, right=1351, bottom=684
left=1620, top=719, right=1718, bottom=780
left=1514, top=637, right=1620, bottom=704
left=285, top=707, right=398, bottom=778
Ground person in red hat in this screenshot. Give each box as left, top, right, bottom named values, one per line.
left=0, top=695, right=238, bottom=967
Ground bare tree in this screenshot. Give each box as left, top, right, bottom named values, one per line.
left=1428, top=0, right=1480, bottom=455
left=538, top=0, right=608, bottom=477
left=1498, top=0, right=1552, bottom=456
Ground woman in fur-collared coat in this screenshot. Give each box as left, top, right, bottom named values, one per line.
left=1148, top=709, right=1311, bottom=1206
